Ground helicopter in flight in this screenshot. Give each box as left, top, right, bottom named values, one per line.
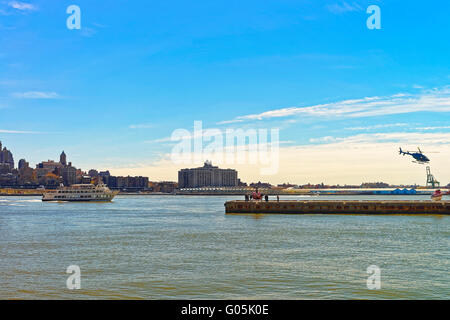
left=399, top=147, right=430, bottom=164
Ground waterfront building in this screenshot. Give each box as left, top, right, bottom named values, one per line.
left=61, top=163, right=77, bottom=186
left=149, top=181, right=178, bottom=193
left=118, top=176, right=148, bottom=189
left=88, top=169, right=99, bottom=177
left=98, top=171, right=111, bottom=185
left=37, top=160, right=63, bottom=171
left=0, top=172, right=17, bottom=186
left=0, top=163, right=12, bottom=174
left=18, top=164, right=35, bottom=185
left=39, top=172, right=60, bottom=187
left=107, top=176, right=117, bottom=188
left=35, top=160, right=63, bottom=181
left=35, top=167, right=55, bottom=181
left=106, top=175, right=149, bottom=190
left=178, top=161, right=238, bottom=188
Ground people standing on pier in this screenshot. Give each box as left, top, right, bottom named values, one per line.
left=277, top=195, right=279, bottom=202
left=251, top=188, right=262, bottom=201
left=265, top=195, right=269, bottom=202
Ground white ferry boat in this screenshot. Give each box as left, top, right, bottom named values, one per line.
left=42, top=184, right=118, bottom=202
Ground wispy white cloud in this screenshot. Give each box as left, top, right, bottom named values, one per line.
left=221, top=86, right=450, bottom=123
left=0, top=129, right=42, bottom=134
left=326, top=2, right=362, bottom=14
left=129, top=124, right=154, bottom=129
left=12, top=91, right=59, bottom=99
left=216, top=119, right=244, bottom=125
left=309, top=136, right=337, bottom=143
left=345, top=123, right=408, bottom=131
left=309, top=132, right=450, bottom=145
left=415, top=126, right=450, bottom=131
left=7, top=1, right=36, bottom=11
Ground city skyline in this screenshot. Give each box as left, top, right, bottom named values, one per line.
left=1, top=1, right=449, bottom=185
left=0, top=139, right=445, bottom=188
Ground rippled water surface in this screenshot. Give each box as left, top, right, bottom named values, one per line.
left=0, top=195, right=449, bottom=299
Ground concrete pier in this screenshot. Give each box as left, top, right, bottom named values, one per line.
left=225, top=200, right=450, bottom=215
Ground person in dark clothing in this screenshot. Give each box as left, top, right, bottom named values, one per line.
left=265, top=194, right=269, bottom=202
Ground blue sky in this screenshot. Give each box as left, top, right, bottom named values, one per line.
left=1, top=0, right=449, bottom=184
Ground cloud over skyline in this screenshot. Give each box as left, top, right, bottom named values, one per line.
left=220, top=87, right=450, bottom=124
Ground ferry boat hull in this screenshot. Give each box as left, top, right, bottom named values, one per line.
left=42, top=196, right=117, bottom=202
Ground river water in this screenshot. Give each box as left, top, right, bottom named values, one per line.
left=0, top=195, right=448, bottom=299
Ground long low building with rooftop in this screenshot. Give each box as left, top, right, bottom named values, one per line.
left=178, top=161, right=238, bottom=188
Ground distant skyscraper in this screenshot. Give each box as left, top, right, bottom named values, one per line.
left=60, top=151, right=67, bottom=166
left=18, top=159, right=29, bottom=170
left=0, top=141, right=15, bottom=169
